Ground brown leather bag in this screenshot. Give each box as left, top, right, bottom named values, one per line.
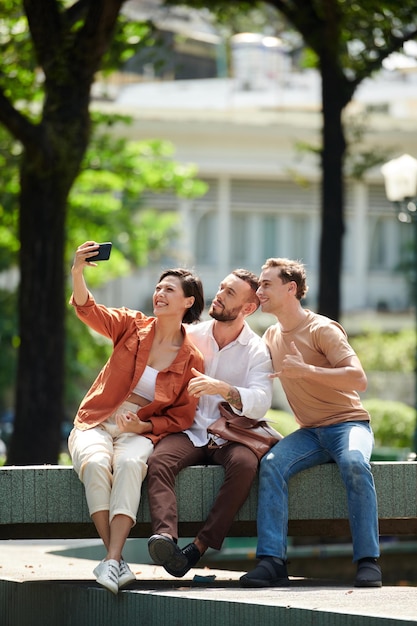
left=207, top=402, right=283, bottom=461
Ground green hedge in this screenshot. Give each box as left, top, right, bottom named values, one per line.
left=350, top=329, right=415, bottom=372
left=267, top=398, right=415, bottom=452
left=363, top=398, right=415, bottom=449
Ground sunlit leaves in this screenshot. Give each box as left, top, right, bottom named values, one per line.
left=0, top=3, right=39, bottom=104
left=351, top=329, right=415, bottom=373
left=101, top=16, right=155, bottom=75
left=66, top=128, right=207, bottom=286
left=0, top=129, right=20, bottom=270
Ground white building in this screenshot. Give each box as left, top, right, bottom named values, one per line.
left=93, top=36, right=417, bottom=315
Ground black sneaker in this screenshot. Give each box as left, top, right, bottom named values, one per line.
left=354, top=559, right=382, bottom=588
left=164, top=542, right=201, bottom=578
left=240, top=557, right=289, bottom=588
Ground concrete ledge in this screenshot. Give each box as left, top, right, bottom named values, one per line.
left=1, top=578, right=417, bottom=626
left=0, top=462, right=416, bottom=539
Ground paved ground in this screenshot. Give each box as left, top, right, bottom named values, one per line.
left=1, top=539, right=417, bottom=623
left=0, top=539, right=238, bottom=584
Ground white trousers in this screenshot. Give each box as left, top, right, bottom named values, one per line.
left=68, top=401, right=154, bottom=525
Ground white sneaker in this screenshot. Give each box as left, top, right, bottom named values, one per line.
left=119, top=559, right=136, bottom=588
left=93, top=559, right=120, bottom=594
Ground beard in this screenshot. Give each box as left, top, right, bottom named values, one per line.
left=209, top=302, right=242, bottom=322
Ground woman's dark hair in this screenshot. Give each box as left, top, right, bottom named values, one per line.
left=158, top=268, right=204, bottom=323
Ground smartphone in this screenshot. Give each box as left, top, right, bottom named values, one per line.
left=86, top=242, right=112, bottom=262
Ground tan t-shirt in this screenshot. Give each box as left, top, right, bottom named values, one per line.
left=263, top=310, right=370, bottom=428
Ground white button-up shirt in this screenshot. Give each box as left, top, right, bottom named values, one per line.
left=184, top=320, right=273, bottom=447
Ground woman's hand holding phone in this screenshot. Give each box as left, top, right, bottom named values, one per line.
left=85, top=242, right=112, bottom=263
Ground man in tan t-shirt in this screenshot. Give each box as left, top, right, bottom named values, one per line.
left=240, top=257, right=381, bottom=589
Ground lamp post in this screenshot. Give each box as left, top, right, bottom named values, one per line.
left=381, top=154, right=417, bottom=454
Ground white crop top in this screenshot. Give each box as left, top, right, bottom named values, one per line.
left=131, top=365, right=158, bottom=401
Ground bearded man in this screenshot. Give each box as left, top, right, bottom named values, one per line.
left=146, top=270, right=273, bottom=577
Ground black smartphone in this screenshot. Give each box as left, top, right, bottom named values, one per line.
left=86, top=242, right=112, bottom=262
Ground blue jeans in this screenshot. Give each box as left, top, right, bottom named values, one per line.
left=256, top=421, right=380, bottom=563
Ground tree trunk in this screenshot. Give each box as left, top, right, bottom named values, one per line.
left=7, top=159, right=68, bottom=463
left=317, top=63, right=349, bottom=321
left=6, top=87, right=92, bottom=464
left=7, top=91, right=92, bottom=464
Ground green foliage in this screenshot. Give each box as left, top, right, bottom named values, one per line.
left=66, top=117, right=207, bottom=284
left=281, top=0, right=417, bottom=82
left=102, top=17, right=155, bottom=75
left=363, top=398, right=415, bottom=449
left=0, top=1, right=41, bottom=110
left=0, top=3, right=154, bottom=115
left=350, top=329, right=415, bottom=373
left=265, top=408, right=298, bottom=436
left=164, top=0, right=262, bottom=22
left=58, top=452, right=72, bottom=466
left=0, top=128, right=21, bottom=271
left=266, top=400, right=415, bottom=452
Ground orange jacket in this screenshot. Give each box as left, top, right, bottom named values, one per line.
left=70, top=293, right=204, bottom=444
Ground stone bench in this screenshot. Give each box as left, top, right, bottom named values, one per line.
left=0, top=462, right=416, bottom=539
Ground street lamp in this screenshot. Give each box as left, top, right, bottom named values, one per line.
left=381, top=154, right=417, bottom=454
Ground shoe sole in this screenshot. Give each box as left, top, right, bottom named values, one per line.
left=119, top=572, right=136, bottom=588
left=164, top=560, right=191, bottom=578
left=148, top=536, right=180, bottom=566
left=354, top=580, right=382, bottom=588
left=148, top=536, right=191, bottom=577
left=96, top=576, right=119, bottom=594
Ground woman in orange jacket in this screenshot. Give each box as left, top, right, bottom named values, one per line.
left=68, top=241, right=204, bottom=594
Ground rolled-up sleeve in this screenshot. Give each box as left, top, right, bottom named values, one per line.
left=236, top=348, right=273, bottom=420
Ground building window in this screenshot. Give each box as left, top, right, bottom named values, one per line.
left=369, top=216, right=407, bottom=271
left=195, top=212, right=218, bottom=264
left=262, top=216, right=277, bottom=259
left=231, top=214, right=250, bottom=265
left=260, top=214, right=317, bottom=268
left=291, top=215, right=314, bottom=266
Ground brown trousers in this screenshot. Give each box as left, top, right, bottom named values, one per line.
left=147, top=432, right=259, bottom=551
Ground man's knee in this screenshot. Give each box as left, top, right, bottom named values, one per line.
left=340, top=449, right=369, bottom=471
left=147, top=451, right=164, bottom=472
left=147, top=447, right=182, bottom=478
left=229, top=445, right=259, bottom=475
